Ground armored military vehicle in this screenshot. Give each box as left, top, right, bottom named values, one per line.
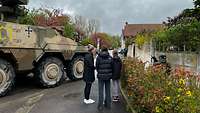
left=0, top=0, right=88, bottom=96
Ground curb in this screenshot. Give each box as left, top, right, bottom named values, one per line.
left=120, top=85, right=136, bottom=113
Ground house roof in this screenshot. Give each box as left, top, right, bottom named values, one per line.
left=123, top=24, right=164, bottom=37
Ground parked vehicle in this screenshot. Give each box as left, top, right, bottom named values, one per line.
left=0, top=22, right=88, bottom=96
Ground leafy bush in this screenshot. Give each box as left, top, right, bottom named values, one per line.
left=122, top=58, right=200, bottom=113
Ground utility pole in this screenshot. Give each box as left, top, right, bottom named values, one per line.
left=97, top=38, right=100, bottom=50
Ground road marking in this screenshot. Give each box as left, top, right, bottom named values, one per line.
left=15, top=93, right=44, bottom=113
left=0, top=91, right=46, bottom=108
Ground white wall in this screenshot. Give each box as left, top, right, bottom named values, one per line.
left=135, top=44, right=152, bottom=63
left=127, top=44, right=134, bottom=57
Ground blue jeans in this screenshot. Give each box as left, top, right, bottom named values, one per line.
left=98, top=79, right=111, bottom=108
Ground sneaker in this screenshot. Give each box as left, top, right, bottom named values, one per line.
left=84, top=99, right=89, bottom=104
left=112, top=96, right=118, bottom=102
left=84, top=99, right=95, bottom=104
left=88, top=99, right=95, bottom=103
left=113, top=98, right=119, bottom=102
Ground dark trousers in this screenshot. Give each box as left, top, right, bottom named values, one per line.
left=98, top=79, right=111, bottom=108
left=84, top=82, right=92, bottom=100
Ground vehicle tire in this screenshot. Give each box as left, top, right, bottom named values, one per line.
left=67, top=56, right=84, bottom=81
left=35, top=57, right=65, bottom=88
left=0, top=58, right=15, bottom=97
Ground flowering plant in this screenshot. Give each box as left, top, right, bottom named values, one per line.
left=122, top=58, right=200, bottom=113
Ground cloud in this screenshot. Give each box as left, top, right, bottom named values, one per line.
left=27, top=0, right=194, bottom=35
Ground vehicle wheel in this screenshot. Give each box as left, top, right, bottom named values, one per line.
left=35, top=57, right=65, bottom=88
left=67, top=56, right=84, bottom=81
left=0, top=59, right=15, bottom=97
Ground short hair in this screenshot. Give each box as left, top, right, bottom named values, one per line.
left=101, top=46, right=108, bottom=52
left=113, top=49, right=118, bottom=56
left=87, top=44, right=94, bottom=51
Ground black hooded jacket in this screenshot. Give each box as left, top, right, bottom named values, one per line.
left=96, top=51, right=113, bottom=80
left=83, top=52, right=95, bottom=83
left=112, top=56, right=122, bottom=80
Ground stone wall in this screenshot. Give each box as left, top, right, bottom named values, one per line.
left=129, top=43, right=200, bottom=73
left=156, top=52, right=199, bottom=73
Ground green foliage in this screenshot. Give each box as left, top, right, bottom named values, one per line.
left=154, top=19, right=200, bottom=51
left=111, top=35, right=121, bottom=49
left=135, top=32, right=153, bottom=48
left=135, top=35, right=146, bottom=48
left=157, top=0, right=200, bottom=52
left=19, top=8, right=77, bottom=40
left=18, top=8, right=70, bottom=26
left=18, top=9, right=36, bottom=25
left=125, top=38, right=134, bottom=48
left=165, top=0, right=200, bottom=26
left=194, top=0, right=200, bottom=8
left=63, top=23, right=76, bottom=39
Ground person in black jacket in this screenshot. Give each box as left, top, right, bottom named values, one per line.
left=112, top=49, right=122, bottom=102
left=83, top=44, right=96, bottom=104
left=96, top=47, right=113, bottom=110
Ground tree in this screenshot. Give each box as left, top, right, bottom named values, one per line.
left=155, top=19, right=200, bottom=51
left=91, top=33, right=121, bottom=49
left=164, top=0, right=200, bottom=26
left=158, top=0, right=200, bottom=52
left=19, top=8, right=70, bottom=27
left=194, top=0, right=200, bottom=8
left=74, top=15, right=87, bottom=38
left=19, top=8, right=78, bottom=40
left=87, top=19, right=100, bottom=36
left=74, top=15, right=100, bottom=38
left=111, top=35, right=121, bottom=49
left=18, top=8, right=101, bottom=41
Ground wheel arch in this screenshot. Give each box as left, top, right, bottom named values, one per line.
left=65, top=52, right=87, bottom=65
left=34, top=52, right=65, bottom=66
left=0, top=51, right=18, bottom=70
left=66, top=52, right=87, bottom=81
left=71, top=52, right=87, bottom=60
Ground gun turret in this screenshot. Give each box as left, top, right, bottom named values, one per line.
left=0, top=0, right=28, bottom=22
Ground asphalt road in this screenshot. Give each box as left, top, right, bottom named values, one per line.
left=0, top=76, right=129, bottom=113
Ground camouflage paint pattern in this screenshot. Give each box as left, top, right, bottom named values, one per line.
left=0, top=22, right=88, bottom=71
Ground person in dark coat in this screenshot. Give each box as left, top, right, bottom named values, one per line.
left=96, top=47, right=113, bottom=110
left=112, top=49, right=122, bottom=102
left=83, top=44, right=96, bottom=104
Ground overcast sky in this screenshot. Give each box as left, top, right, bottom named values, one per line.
left=27, top=0, right=194, bottom=35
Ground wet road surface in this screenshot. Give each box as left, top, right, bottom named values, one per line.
left=0, top=76, right=129, bottom=113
